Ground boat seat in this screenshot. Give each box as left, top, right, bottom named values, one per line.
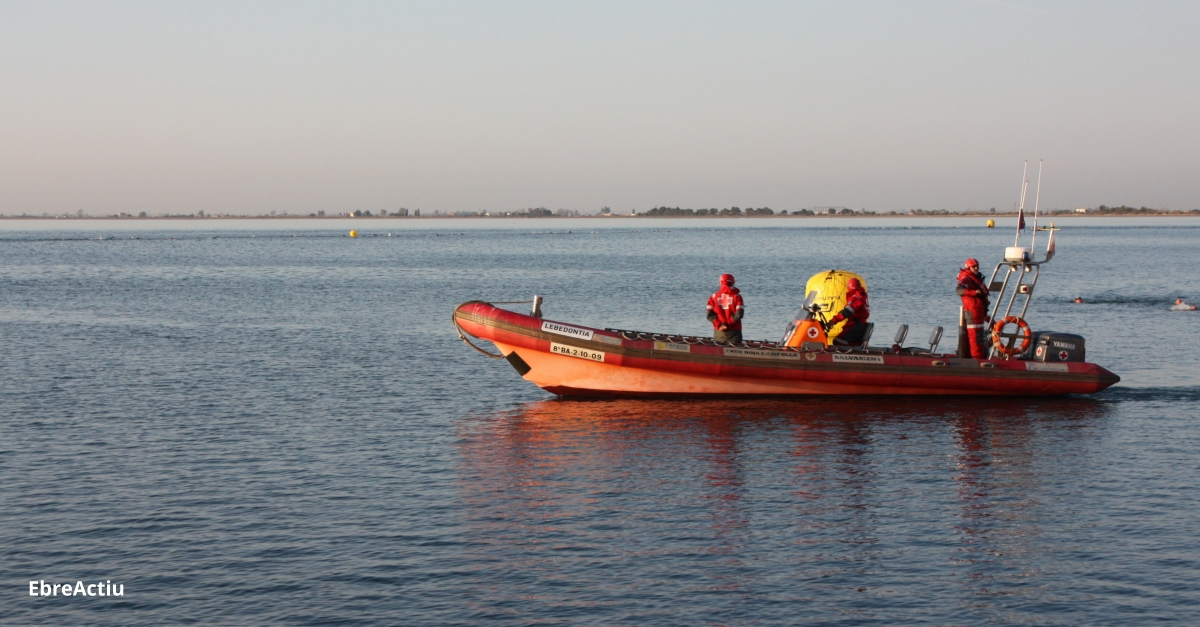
left=927, top=326, right=944, bottom=353
left=831, top=322, right=874, bottom=348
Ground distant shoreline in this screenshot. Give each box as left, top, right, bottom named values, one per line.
left=2, top=211, right=1197, bottom=221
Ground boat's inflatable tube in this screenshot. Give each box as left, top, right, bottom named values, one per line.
left=805, top=270, right=866, bottom=342
left=452, top=301, right=1121, bottom=397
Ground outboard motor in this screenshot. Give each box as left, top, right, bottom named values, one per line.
left=1031, top=332, right=1086, bottom=362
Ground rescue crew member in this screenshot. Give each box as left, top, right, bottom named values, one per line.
left=957, top=258, right=991, bottom=358
left=707, top=273, right=744, bottom=344
left=827, top=278, right=870, bottom=345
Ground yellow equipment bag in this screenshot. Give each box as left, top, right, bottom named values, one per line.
left=804, top=270, right=867, bottom=343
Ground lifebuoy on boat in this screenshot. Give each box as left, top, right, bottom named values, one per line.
left=991, top=316, right=1032, bottom=357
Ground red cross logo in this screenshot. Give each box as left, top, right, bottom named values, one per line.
left=718, top=294, right=734, bottom=309
left=807, top=326, right=820, bottom=338
left=1059, top=350, right=1070, bottom=361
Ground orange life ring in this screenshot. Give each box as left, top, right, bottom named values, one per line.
left=991, top=316, right=1032, bottom=357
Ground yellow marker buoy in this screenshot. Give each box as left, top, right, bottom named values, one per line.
left=986, top=219, right=995, bottom=228
left=803, top=270, right=866, bottom=343
left=349, top=230, right=358, bottom=238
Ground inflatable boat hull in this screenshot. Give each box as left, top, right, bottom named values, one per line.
left=454, top=302, right=1120, bottom=398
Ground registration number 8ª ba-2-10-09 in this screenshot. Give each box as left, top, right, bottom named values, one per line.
left=550, top=343, right=605, bottom=362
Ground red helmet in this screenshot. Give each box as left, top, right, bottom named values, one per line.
left=965, top=258, right=979, bottom=268
left=847, top=278, right=861, bottom=290
left=720, top=273, right=735, bottom=286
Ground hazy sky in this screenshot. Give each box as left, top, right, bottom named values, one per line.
left=2, top=0, right=1198, bottom=215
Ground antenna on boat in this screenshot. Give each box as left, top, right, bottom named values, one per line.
left=1031, top=160, right=1043, bottom=253
left=1014, top=160, right=1028, bottom=248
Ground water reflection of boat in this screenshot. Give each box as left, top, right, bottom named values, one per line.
left=454, top=396, right=1111, bottom=612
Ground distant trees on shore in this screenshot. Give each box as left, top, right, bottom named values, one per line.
left=6, top=204, right=1197, bottom=220
left=1066, top=205, right=1169, bottom=215
left=643, top=206, right=778, bottom=216
left=295, top=204, right=1199, bottom=218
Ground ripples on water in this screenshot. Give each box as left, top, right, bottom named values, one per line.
left=2, top=219, right=1198, bottom=625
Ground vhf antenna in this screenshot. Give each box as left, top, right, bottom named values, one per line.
left=1031, top=160, right=1043, bottom=253
left=1014, top=160, right=1028, bottom=248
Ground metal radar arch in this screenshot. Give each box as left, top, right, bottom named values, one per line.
left=986, top=160, right=1060, bottom=359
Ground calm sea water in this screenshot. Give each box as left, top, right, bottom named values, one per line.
left=2, top=218, right=1198, bottom=625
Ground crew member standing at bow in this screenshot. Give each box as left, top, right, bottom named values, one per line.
left=707, top=274, right=744, bottom=344
left=827, top=278, right=870, bottom=345
left=957, top=258, right=991, bottom=358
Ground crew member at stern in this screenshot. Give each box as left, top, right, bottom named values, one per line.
left=827, top=278, right=870, bottom=345
left=707, top=273, right=745, bottom=344
left=957, top=258, right=992, bottom=358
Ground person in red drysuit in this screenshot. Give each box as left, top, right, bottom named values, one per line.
left=707, top=273, right=745, bottom=344
left=957, top=258, right=991, bottom=358
left=827, top=278, right=870, bottom=345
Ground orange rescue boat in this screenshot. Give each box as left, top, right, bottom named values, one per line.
left=453, top=225, right=1119, bottom=398
left=452, top=300, right=1118, bottom=398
